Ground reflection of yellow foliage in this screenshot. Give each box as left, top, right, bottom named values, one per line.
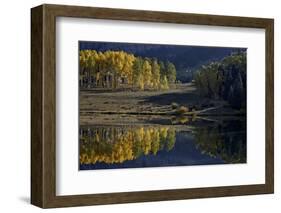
left=179, top=116, right=189, bottom=124
left=160, top=127, right=168, bottom=139
left=79, top=126, right=176, bottom=165
left=192, top=113, right=197, bottom=122
left=151, top=130, right=160, bottom=155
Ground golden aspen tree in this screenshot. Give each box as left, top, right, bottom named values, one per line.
left=79, top=49, right=177, bottom=90
left=151, top=59, right=161, bottom=89
left=142, top=59, right=152, bottom=88
left=132, top=57, right=144, bottom=90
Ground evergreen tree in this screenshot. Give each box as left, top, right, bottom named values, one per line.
left=194, top=52, right=246, bottom=109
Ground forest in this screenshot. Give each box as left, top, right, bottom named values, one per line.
left=195, top=52, right=246, bottom=109
left=79, top=43, right=247, bottom=169
left=79, top=50, right=176, bottom=90
left=80, top=49, right=246, bottom=111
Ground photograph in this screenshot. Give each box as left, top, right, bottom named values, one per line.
left=29, top=3, right=274, bottom=208
left=79, top=41, right=247, bottom=170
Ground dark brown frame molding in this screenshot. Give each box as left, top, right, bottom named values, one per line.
left=31, top=4, right=274, bottom=208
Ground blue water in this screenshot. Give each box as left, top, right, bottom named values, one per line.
left=80, top=133, right=224, bottom=170
left=79, top=119, right=246, bottom=170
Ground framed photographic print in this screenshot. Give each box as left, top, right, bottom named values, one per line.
left=31, top=4, right=274, bottom=208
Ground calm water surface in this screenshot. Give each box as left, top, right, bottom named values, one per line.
left=79, top=117, right=246, bottom=170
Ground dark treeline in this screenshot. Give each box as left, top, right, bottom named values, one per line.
left=194, top=52, right=246, bottom=109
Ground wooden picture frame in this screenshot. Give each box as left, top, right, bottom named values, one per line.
left=31, top=4, right=274, bottom=208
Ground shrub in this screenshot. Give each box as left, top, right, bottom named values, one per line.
left=171, top=102, right=179, bottom=109
left=176, top=106, right=189, bottom=115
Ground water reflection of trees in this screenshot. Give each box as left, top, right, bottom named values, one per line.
left=194, top=121, right=246, bottom=163
left=80, top=120, right=246, bottom=166
left=79, top=126, right=176, bottom=165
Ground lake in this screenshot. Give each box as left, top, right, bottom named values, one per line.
left=79, top=117, right=246, bottom=170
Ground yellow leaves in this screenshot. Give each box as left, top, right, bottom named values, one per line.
left=160, top=76, right=169, bottom=90
left=142, top=60, right=152, bottom=87
left=94, top=133, right=100, bottom=142
left=80, top=49, right=175, bottom=90
left=160, top=127, right=168, bottom=139
left=79, top=126, right=176, bottom=165
left=143, top=130, right=152, bottom=155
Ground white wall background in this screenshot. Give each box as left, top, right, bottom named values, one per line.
left=0, top=0, right=279, bottom=212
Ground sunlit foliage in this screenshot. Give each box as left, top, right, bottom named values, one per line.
left=79, top=50, right=177, bottom=90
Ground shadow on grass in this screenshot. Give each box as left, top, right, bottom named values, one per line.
left=142, top=90, right=209, bottom=106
